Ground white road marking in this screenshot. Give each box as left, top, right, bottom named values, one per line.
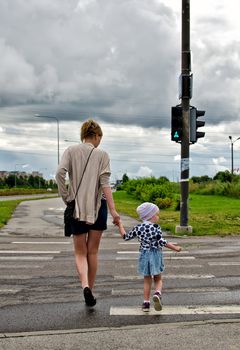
left=0, top=257, right=53, bottom=260
left=118, top=242, right=180, bottom=246
left=0, top=251, right=60, bottom=254
left=167, top=264, right=202, bottom=268
left=12, top=242, right=70, bottom=245
left=117, top=251, right=189, bottom=254
left=111, top=287, right=229, bottom=296
left=118, top=242, right=139, bottom=245
left=114, top=274, right=215, bottom=280
left=208, top=262, right=240, bottom=266
left=0, top=288, right=22, bottom=294
left=0, top=275, right=39, bottom=279
left=110, top=305, right=240, bottom=316
left=165, top=257, right=196, bottom=260
left=0, top=264, right=41, bottom=268
left=116, top=257, right=138, bottom=260
left=116, top=256, right=195, bottom=260
left=117, top=251, right=138, bottom=254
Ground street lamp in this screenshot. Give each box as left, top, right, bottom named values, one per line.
left=35, top=114, right=60, bottom=165
left=229, top=136, right=240, bottom=174
left=14, top=163, right=28, bottom=187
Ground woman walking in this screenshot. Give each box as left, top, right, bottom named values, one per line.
left=56, top=119, right=120, bottom=306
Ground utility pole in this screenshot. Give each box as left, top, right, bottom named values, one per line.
left=171, top=0, right=206, bottom=233
left=176, top=0, right=192, bottom=233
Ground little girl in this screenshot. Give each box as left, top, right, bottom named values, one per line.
left=118, top=202, right=181, bottom=312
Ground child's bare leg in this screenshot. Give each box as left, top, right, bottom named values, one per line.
left=153, top=274, right=162, bottom=293
left=143, top=275, right=152, bottom=300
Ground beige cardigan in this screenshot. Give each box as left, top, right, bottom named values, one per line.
left=56, top=143, right=111, bottom=224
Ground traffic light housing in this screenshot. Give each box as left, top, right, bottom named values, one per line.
left=171, top=106, right=183, bottom=143
left=190, top=107, right=205, bottom=143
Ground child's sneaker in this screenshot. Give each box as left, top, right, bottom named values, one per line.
left=152, top=292, right=162, bottom=311
left=142, top=301, right=150, bottom=312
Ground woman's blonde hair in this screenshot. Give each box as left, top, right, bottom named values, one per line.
left=80, top=119, right=103, bottom=141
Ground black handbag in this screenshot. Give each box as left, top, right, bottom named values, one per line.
left=64, top=148, right=94, bottom=237
left=64, top=200, right=76, bottom=237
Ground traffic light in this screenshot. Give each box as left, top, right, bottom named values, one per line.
left=171, top=106, right=183, bottom=143
left=190, top=107, right=205, bottom=143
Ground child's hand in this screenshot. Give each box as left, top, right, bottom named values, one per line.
left=117, top=221, right=126, bottom=236
left=175, top=245, right=182, bottom=252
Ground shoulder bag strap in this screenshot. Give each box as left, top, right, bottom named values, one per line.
left=74, top=147, right=94, bottom=200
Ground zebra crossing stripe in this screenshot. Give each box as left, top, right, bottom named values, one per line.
left=114, top=274, right=215, bottom=280
left=208, top=262, right=240, bottom=266
left=111, top=287, right=228, bottom=295
left=0, top=251, right=60, bottom=254
left=116, top=256, right=195, bottom=260
left=117, top=251, right=189, bottom=254
left=0, top=257, right=53, bottom=260
left=0, top=288, right=22, bottom=294
left=110, top=305, right=240, bottom=316
left=12, top=242, right=70, bottom=245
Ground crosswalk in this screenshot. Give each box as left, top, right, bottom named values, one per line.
left=110, top=305, right=240, bottom=316
left=0, top=235, right=239, bottom=321
left=0, top=239, right=71, bottom=296
left=112, top=238, right=240, bottom=318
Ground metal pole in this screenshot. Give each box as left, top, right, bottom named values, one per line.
left=180, top=0, right=190, bottom=227
left=229, top=136, right=240, bottom=174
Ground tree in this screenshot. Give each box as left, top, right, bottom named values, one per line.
left=213, top=171, right=233, bottom=182
left=122, top=173, right=129, bottom=183
left=191, top=175, right=212, bottom=184
left=5, top=175, right=15, bottom=188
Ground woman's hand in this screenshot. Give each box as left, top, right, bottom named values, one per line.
left=110, top=208, right=120, bottom=225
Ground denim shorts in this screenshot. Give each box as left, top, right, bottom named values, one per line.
left=70, top=199, right=107, bottom=235
left=138, top=249, right=164, bottom=276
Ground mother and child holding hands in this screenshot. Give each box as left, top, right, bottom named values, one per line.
left=56, top=119, right=181, bottom=312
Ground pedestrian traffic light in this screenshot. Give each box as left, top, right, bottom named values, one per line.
left=171, top=106, right=183, bottom=143
left=190, top=107, right=205, bottom=143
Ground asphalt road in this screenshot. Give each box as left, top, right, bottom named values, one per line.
left=0, top=197, right=240, bottom=349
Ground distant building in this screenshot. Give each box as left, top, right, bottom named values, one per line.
left=0, top=171, right=9, bottom=179
left=31, top=171, right=43, bottom=177
left=0, top=170, right=43, bottom=179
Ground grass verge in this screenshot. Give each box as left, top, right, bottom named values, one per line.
left=113, top=191, right=240, bottom=236
left=0, top=200, right=22, bottom=228
left=1, top=191, right=239, bottom=236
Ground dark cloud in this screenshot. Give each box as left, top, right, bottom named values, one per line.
left=0, top=0, right=179, bottom=129
left=0, top=0, right=240, bottom=179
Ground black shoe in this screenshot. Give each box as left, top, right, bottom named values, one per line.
left=142, top=301, right=150, bottom=312
left=83, top=287, right=96, bottom=307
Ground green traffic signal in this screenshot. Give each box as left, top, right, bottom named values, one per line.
left=171, top=106, right=183, bottom=143
left=174, top=131, right=180, bottom=140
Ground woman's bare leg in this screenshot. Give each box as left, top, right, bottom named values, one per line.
left=73, top=233, right=89, bottom=288
left=87, top=230, right=103, bottom=289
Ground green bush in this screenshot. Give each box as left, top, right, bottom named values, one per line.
left=190, top=179, right=240, bottom=198
left=155, top=197, right=173, bottom=209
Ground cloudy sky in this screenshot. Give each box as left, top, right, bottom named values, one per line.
left=0, top=0, right=240, bottom=181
